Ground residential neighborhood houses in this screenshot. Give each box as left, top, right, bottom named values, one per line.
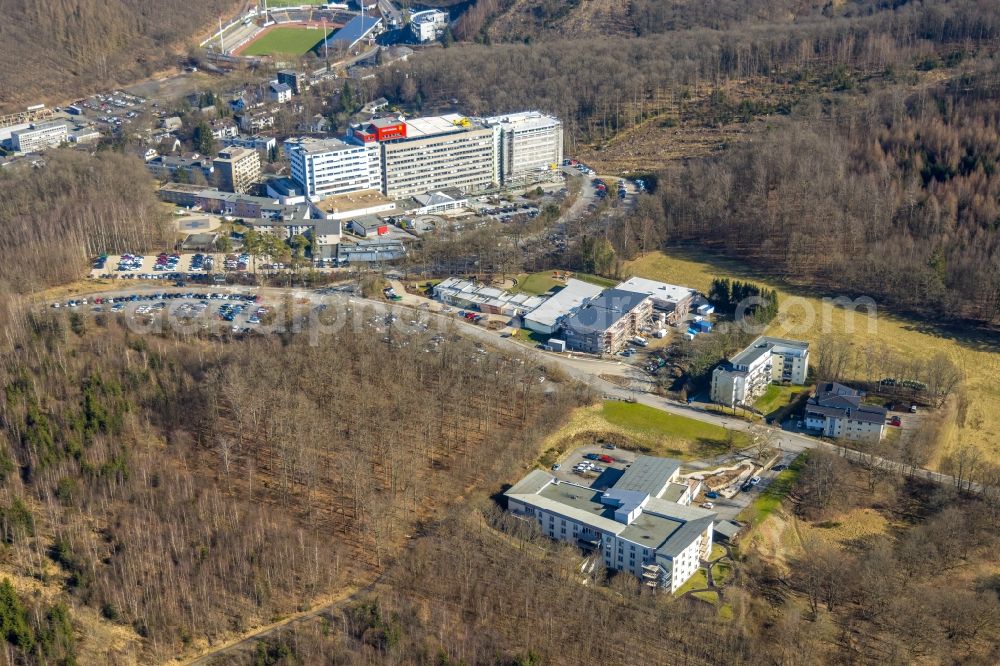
left=805, top=382, right=888, bottom=442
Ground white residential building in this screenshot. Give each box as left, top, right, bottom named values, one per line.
left=805, top=382, right=887, bottom=442
left=409, top=9, right=448, bottom=42
left=11, top=121, right=68, bottom=153
left=221, top=135, right=277, bottom=155
left=482, top=111, right=563, bottom=185
left=285, top=137, right=380, bottom=200
left=505, top=456, right=715, bottom=592
left=269, top=82, right=293, bottom=104
left=710, top=336, right=810, bottom=407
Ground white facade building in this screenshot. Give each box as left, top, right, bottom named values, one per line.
left=378, top=114, right=500, bottom=198
left=11, top=121, right=68, bottom=153
left=804, top=382, right=887, bottom=442
left=285, top=137, right=381, bottom=200
left=711, top=336, right=810, bottom=407
left=269, top=82, right=293, bottom=104
left=409, top=9, right=448, bottom=42
left=482, top=112, right=563, bottom=185
left=506, top=456, right=715, bottom=592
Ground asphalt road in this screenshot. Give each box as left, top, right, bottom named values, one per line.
left=49, top=280, right=987, bottom=663
left=47, top=281, right=984, bottom=496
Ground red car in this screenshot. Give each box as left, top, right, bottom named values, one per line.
left=890, top=416, right=902, bottom=427
left=598, top=454, right=614, bottom=464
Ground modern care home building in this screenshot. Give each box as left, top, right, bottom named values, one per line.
left=505, top=456, right=715, bottom=592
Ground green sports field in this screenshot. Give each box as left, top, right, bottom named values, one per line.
left=239, top=26, right=331, bottom=56
left=265, top=0, right=326, bottom=6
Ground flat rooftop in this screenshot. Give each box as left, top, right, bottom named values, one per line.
left=618, top=511, right=683, bottom=548
left=403, top=114, right=483, bottom=138
left=288, top=137, right=360, bottom=154
left=616, top=276, right=695, bottom=306
left=524, top=278, right=604, bottom=329
left=314, top=189, right=393, bottom=214
left=614, top=455, right=681, bottom=497
left=562, top=288, right=649, bottom=334
left=482, top=111, right=561, bottom=132
left=730, top=335, right=809, bottom=367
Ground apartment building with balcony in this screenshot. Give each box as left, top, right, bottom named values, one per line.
left=561, top=289, right=653, bottom=354
left=710, top=336, right=810, bottom=407
left=505, top=456, right=716, bottom=592
left=804, top=382, right=887, bottom=442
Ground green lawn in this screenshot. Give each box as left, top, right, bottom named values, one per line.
left=265, top=0, right=326, bottom=6
left=673, top=568, right=709, bottom=596
left=513, top=271, right=617, bottom=295
left=739, top=453, right=806, bottom=525
left=753, top=384, right=804, bottom=417
left=601, top=401, right=747, bottom=450
left=692, top=590, right=720, bottom=604
left=513, top=272, right=562, bottom=295
left=574, top=273, right=617, bottom=288
left=240, top=26, right=331, bottom=56
left=711, top=562, right=732, bottom=586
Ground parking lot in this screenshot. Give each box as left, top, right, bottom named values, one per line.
left=550, top=443, right=637, bottom=487
left=52, top=289, right=270, bottom=335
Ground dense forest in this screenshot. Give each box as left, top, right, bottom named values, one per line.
left=0, top=305, right=583, bottom=661
left=646, top=76, right=1000, bottom=323
left=0, top=0, right=239, bottom=110
left=218, top=449, right=1000, bottom=665
left=0, top=151, right=168, bottom=294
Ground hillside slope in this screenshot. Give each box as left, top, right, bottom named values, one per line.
left=0, top=0, right=239, bottom=111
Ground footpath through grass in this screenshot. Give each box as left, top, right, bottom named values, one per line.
left=740, top=453, right=806, bottom=526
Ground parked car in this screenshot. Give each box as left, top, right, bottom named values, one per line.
left=597, top=454, right=614, bottom=464
left=750, top=476, right=761, bottom=485
left=700, top=502, right=715, bottom=509
left=909, top=404, right=918, bottom=413
left=890, top=415, right=902, bottom=426
left=601, top=443, right=616, bottom=450
left=550, top=463, right=561, bottom=471
left=704, top=491, right=719, bottom=499
left=584, top=453, right=600, bottom=461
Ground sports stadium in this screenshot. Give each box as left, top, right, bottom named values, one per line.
left=208, top=3, right=365, bottom=59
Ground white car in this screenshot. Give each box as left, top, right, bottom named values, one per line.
left=700, top=502, right=715, bottom=509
